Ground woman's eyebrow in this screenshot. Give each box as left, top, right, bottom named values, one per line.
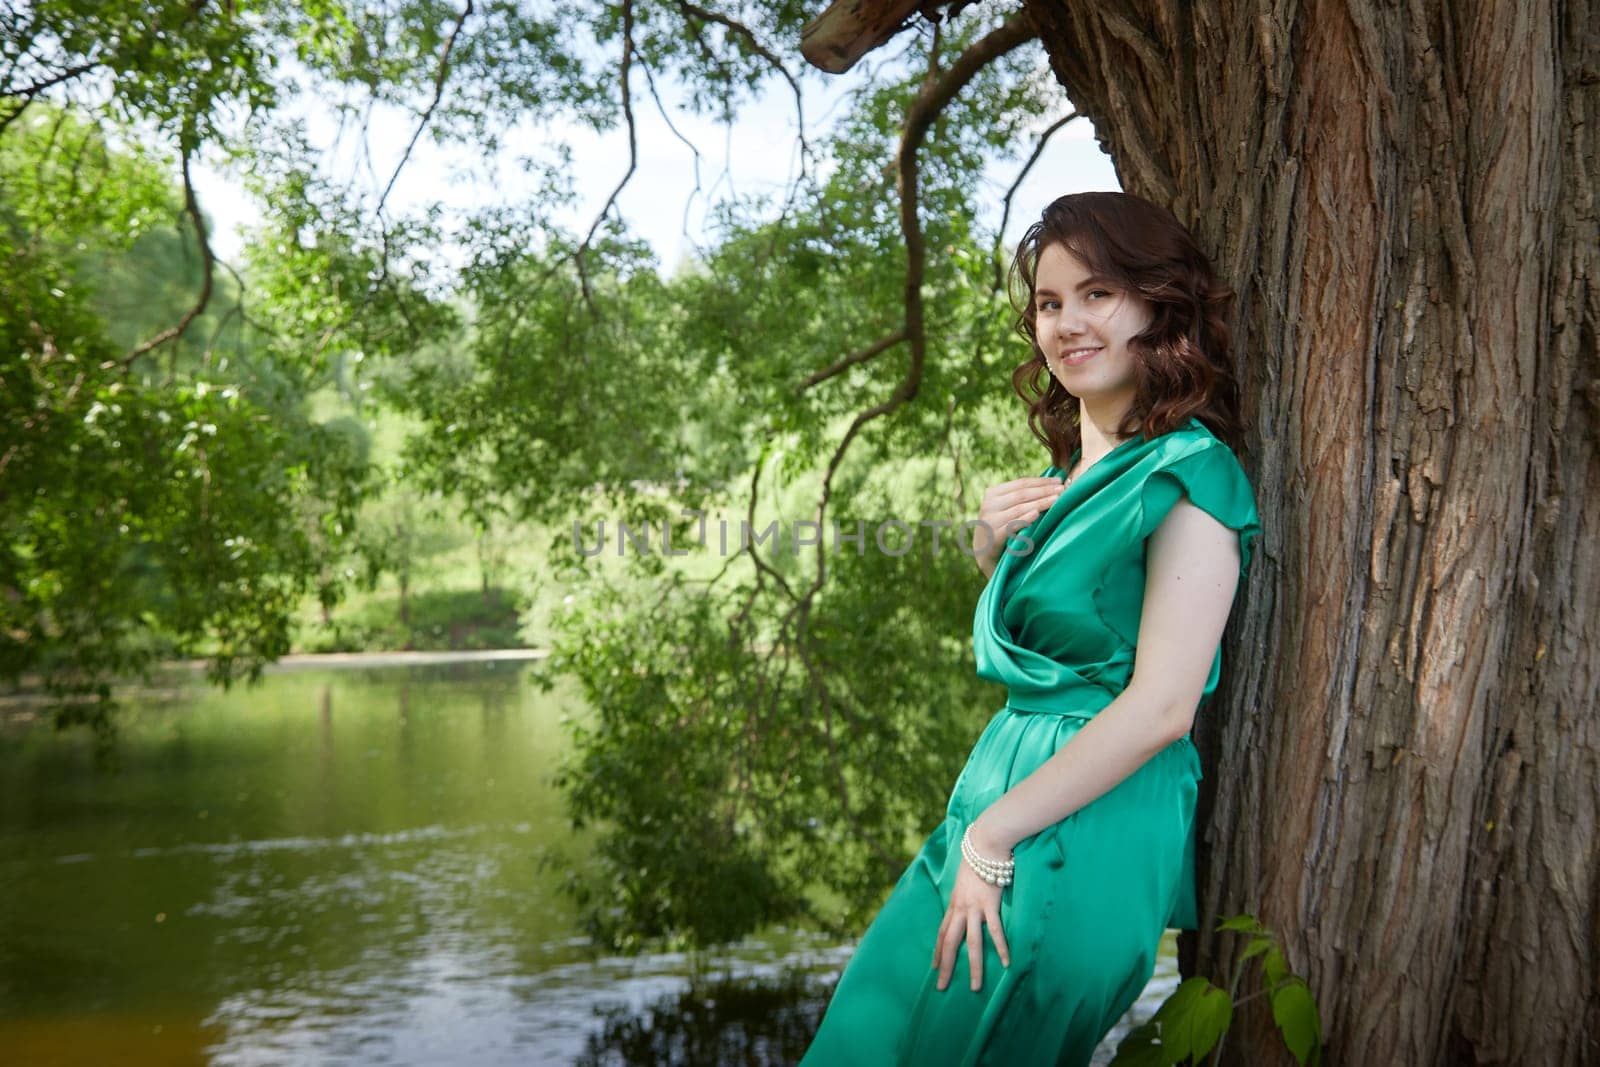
left=1034, top=277, right=1112, bottom=297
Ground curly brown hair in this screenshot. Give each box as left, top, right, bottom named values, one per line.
left=1006, top=191, right=1246, bottom=468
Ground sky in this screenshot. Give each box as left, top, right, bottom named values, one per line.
left=189, top=40, right=1120, bottom=275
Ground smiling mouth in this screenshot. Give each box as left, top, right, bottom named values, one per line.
left=1060, top=346, right=1102, bottom=365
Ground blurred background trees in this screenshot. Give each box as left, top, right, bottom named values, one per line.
left=2, top=1, right=1060, bottom=947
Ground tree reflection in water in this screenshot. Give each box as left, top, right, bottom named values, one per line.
left=576, top=966, right=839, bottom=1066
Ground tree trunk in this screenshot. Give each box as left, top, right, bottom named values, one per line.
left=1016, top=1, right=1599, bottom=1062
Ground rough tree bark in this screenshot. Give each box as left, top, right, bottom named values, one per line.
left=806, top=1, right=1599, bottom=1063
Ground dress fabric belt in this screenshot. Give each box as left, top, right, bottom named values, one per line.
left=1002, top=695, right=1105, bottom=721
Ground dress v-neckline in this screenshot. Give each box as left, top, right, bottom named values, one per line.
left=1052, top=417, right=1208, bottom=482
left=990, top=418, right=1207, bottom=599
left=1056, top=429, right=1149, bottom=482
left=994, top=434, right=1140, bottom=598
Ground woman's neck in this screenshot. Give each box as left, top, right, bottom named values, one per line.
left=1076, top=400, right=1134, bottom=464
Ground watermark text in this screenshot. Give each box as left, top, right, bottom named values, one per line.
left=571, top=510, right=1039, bottom=559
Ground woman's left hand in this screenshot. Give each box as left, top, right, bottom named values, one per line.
left=932, top=829, right=1013, bottom=992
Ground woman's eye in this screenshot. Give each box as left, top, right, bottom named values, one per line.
left=1088, top=289, right=1111, bottom=299
left=1037, top=300, right=1060, bottom=311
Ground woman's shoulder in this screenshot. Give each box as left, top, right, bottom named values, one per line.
left=1145, top=417, right=1252, bottom=480
left=1138, top=416, right=1261, bottom=576
left=1158, top=415, right=1231, bottom=452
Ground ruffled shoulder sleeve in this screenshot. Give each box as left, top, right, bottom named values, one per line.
left=982, top=422, right=1261, bottom=710
left=1135, top=433, right=1262, bottom=580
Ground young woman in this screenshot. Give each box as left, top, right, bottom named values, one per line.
left=798, top=191, right=1262, bottom=1066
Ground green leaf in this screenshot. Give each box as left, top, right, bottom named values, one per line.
left=1238, top=935, right=1274, bottom=964
left=1113, top=977, right=1237, bottom=1066
left=1270, top=978, right=1322, bottom=1065
left=1108, top=1020, right=1169, bottom=1067
left=1261, top=945, right=1290, bottom=989
left=1215, top=914, right=1266, bottom=935
left=1155, top=976, right=1232, bottom=1062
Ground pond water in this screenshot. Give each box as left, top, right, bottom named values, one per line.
left=0, top=659, right=1178, bottom=1065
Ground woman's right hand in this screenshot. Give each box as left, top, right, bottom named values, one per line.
left=972, top=476, right=1066, bottom=578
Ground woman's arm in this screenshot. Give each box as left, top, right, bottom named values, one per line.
left=969, top=494, right=1244, bottom=855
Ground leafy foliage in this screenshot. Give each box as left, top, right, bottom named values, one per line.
left=511, top=25, right=1068, bottom=946
left=0, top=107, right=389, bottom=729
left=5, top=0, right=1079, bottom=949
left=1111, top=914, right=1326, bottom=1066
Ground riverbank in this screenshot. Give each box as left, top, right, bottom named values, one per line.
left=0, top=648, right=551, bottom=715
left=175, top=648, right=549, bottom=673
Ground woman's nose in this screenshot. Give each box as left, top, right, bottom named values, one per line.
left=1055, top=308, right=1086, bottom=338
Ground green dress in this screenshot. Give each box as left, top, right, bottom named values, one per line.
left=799, top=416, right=1261, bottom=1067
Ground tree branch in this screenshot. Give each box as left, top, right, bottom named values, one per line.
left=674, top=0, right=812, bottom=173
left=992, top=109, right=1078, bottom=293
left=731, top=18, right=1042, bottom=817
left=635, top=54, right=708, bottom=255
left=116, top=147, right=215, bottom=368
left=0, top=60, right=98, bottom=134
left=573, top=0, right=638, bottom=316
left=797, top=328, right=910, bottom=392
left=674, top=0, right=817, bottom=263
left=374, top=0, right=473, bottom=221
left=800, top=0, right=973, bottom=74
left=803, top=12, right=1037, bottom=594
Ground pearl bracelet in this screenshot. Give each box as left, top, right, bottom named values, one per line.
left=960, top=825, right=1015, bottom=887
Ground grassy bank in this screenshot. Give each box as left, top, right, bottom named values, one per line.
left=295, top=585, right=527, bottom=653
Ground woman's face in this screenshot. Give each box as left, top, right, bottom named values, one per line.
left=1033, top=243, right=1154, bottom=410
